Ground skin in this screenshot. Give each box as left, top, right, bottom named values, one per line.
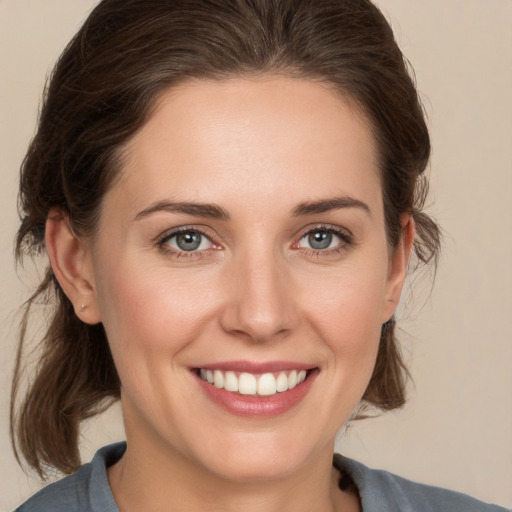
left=46, top=76, right=413, bottom=512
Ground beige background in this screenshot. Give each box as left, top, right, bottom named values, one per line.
left=1, top=0, right=511, bottom=510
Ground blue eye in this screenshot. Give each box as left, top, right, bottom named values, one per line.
left=298, top=228, right=346, bottom=251
left=164, top=230, right=213, bottom=252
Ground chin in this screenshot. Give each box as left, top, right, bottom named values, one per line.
left=205, top=455, right=301, bottom=483
left=193, top=430, right=323, bottom=483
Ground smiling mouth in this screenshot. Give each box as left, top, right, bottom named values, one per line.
left=195, top=368, right=313, bottom=396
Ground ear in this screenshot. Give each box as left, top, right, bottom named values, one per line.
left=381, top=213, right=415, bottom=323
left=45, top=208, right=101, bottom=324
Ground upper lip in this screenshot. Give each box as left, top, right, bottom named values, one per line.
left=193, top=360, right=316, bottom=373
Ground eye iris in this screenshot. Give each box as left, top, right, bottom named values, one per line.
left=308, top=230, right=332, bottom=250
left=176, top=231, right=202, bottom=251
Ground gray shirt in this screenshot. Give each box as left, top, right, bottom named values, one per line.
left=14, top=442, right=508, bottom=511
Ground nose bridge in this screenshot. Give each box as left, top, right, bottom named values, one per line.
left=221, top=242, right=297, bottom=342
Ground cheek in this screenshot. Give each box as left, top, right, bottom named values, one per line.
left=298, top=259, right=388, bottom=387
left=93, top=262, right=219, bottom=416
left=301, top=262, right=388, bottom=336
left=94, top=259, right=220, bottom=358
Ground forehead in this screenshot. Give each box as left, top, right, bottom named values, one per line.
left=113, top=75, right=381, bottom=213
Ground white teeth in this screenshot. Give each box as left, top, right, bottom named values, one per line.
left=257, top=373, right=277, bottom=396
left=213, top=370, right=224, bottom=388
left=288, top=370, right=298, bottom=389
left=239, top=373, right=257, bottom=395
left=276, top=372, right=289, bottom=392
left=224, top=371, right=239, bottom=392
left=199, top=368, right=310, bottom=396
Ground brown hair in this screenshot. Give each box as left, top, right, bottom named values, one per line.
left=12, top=0, right=440, bottom=477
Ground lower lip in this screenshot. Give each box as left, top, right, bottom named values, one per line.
left=194, top=370, right=318, bottom=418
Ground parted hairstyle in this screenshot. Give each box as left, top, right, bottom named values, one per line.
left=11, top=0, right=441, bottom=478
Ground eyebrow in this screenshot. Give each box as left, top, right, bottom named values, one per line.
left=134, top=201, right=230, bottom=221
left=292, top=196, right=371, bottom=216
left=134, top=195, right=370, bottom=222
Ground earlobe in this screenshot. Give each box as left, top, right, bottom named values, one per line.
left=382, top=214, right=415, bottom=322
left=45, top=208, right=101, bottom=324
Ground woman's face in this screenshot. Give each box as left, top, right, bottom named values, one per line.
left=86, top=76, right=409, bottom=481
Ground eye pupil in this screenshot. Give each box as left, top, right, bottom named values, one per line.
left=308, top=230, right=332, bottom=250
left=176, top=231, right=202, bottom=251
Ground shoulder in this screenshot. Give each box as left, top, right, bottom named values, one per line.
left=13, top=442, right=125, bottom=512
left=334, top=454, right=509, bottom=512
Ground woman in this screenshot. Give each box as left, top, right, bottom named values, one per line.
left=8, top=0, right=508, bottom=511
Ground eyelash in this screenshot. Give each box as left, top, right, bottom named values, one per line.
left=157, top=226, right=219, bottom=258
left=295, top=224, right=353, bottom=257
left=157, top=224, right=353, bottom=259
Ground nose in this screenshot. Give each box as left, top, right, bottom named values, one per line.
left=219, top=248, right=299, bottom=343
